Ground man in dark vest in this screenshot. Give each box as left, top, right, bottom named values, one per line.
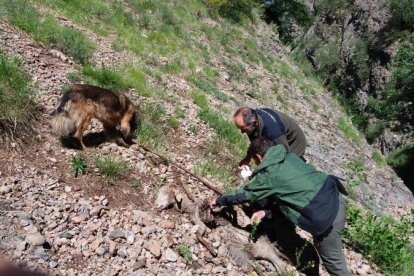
left=209, top=137, right=349, bottom=275
left=234, top=107, right=307, bottom=166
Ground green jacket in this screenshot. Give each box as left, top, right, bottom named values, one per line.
left=216, top=144, right=341, bottom=236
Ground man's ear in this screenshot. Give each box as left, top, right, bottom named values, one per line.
left=255, top=153, right=263, bottom=162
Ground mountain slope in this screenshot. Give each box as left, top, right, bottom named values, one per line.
left=0, top=0, right=413, bottom=275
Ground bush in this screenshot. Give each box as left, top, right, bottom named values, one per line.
left=390, top=0, right=414, bottom=31
left=344, top=204, right=414, bottom=274
left=205, top=0, right=261, bottom=24
left=263, top=0, right=314, bottom=43
left=0, top=53, right=35, bottom=135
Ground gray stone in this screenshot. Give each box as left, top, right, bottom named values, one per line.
left=165, top=248, right=178, bottom=262
left=49, top=261, right=58, bottom=268
left=108, top=230, right=126, bottom=240
left=0, top=186, right=12, bottom=194
left=25, top=233, right=46, bottom=246
left=126, top=231, right=135, bottom=245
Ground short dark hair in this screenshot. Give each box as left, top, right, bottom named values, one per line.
left=248, top=137, right=274, bottom=157
left=234, top=107, right=257, bottom=125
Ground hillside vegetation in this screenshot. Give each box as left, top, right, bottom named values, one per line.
left=0, top=0, right=413, bottom=275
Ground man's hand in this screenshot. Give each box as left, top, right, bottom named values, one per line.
left=208, top=198, right=217, bottom=208
left=251, top=210, right=266, bottom=224
left=238, top=156, right=251, bottom=169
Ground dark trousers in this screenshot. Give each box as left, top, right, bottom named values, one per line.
left=313, top=195, right=349, bottom=275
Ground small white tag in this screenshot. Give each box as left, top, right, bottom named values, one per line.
left=240, top=166, right=252, bottom=180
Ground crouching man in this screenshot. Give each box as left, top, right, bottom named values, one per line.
left=209, top=137, right=349, bottom=275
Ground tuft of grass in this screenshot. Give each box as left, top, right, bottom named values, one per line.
left=191, top=90, right=208, bottom=109
left=189, top=124, right=198, bottom=134
left=189, top=76, right=229, bottom=102
left=82, top=66, right=127, bottom=92
left=372, top=150, right=386, bottom=166
left=162, top=57, right=184, bottom=74
left=176, top=245, right=192, bottom=263
left=71, top=155, right=87, bottom=177
left=167, top=116, right=180, bottom=130
left=337, top=117, right=361, bottom=145
left=93, top=154, right=128, bottom=182
left=344, top=203, right=414, bottom=274
left=0, top=53, right=35, bottom=135
left=131, top=179, right=141, bottom=188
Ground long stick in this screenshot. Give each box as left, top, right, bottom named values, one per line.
left=139, top=145, right=224, bottom=195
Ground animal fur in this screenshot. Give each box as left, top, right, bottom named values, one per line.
left=50, top=84, right=139, bottom=149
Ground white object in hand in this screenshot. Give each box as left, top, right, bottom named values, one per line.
left=240, top=166, right=252, bottom=180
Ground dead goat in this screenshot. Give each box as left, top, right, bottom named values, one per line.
left=154, top=184, right=295, bottom=274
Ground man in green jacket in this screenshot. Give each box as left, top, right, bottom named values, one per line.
left=209, top=137, right=349, bottom=275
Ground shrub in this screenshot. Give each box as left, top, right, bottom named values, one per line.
left=344, top=204, right=414, bottom=274
left=0, top=53, right=35, bottom=136
left=263, top=0, right=314, bottom=43
left=205, top=0, right=261, bottom=24
left=390, top=0, right=414, bottom=31
left=372, top=150, right=386, bottom=166
left=176, top=245, right=192, bottom=263
left=71, top=155, right=87, bottom=177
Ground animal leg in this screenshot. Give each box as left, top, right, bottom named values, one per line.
left=73, top=113, right=92, bottom=150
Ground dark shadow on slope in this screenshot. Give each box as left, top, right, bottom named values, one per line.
left=388, top=146, right=414, bottom=193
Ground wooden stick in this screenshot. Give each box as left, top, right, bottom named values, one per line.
left=196, top=229, right=217, bottom=257
left=139, top=145, right=224, bottom=195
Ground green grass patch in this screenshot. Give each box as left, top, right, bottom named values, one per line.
left=344, top=203, right=414, bottom=274
left=167, top=116, right=180, bottom=130
left=372, top=150, right=386, bottom=166
left=82, top=65, right=128, bottom=91
left=93, top=154, right=128, bottom=182
left=337, top=117, right=362, bottom=145
left=188, top=76, right=229, bottom=102
left=344, top=158, right=366, bottom=198
left=2, top=0, right=95, bottom=64
left=0, top=53, right=35, bottom=134
left=191, top=90, right=208, bottom=109
left=162, top=57, right=184, bottom=74
left=198, top=108, right=247, bottom=158
left=137, top=103, right=166, bottom=150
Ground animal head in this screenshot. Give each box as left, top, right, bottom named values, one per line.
left=128, top=108, right=141, bottom=140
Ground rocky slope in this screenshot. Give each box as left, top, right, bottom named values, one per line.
left=0, top=3, right=413, bottom=275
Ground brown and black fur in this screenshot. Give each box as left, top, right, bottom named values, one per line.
left=50, top=84, right=139, bottom=149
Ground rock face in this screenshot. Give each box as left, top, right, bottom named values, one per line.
left=295, top=0, right=413, bottom=152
